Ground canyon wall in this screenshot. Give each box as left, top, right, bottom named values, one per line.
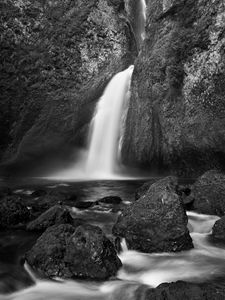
left=0, top=0, right=135, bottom=173
left=122, top=0, right=225, bottom=176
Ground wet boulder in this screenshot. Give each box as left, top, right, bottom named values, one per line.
left=212, top=217, right=225, bottom=241
left=96, top=196, right=122, bottom=205
left=113, top=176, right=193, bottom=253
left=73, top=201, right=94, bottom=209
left=25, top=189, right=68, bottom=216
left=135, top=181, right=154, bottom=200
left=31, top=189, right=47, bottom=198
left=135, top=281, right=225, bottom=300
left=0, top=196, right=30, bottom=229
left=26, top=205, right=73, bottom=232
left=189, top=170, right=225, bottom=216
left=64, top=224, right=122, bottom=279
left=26, top=223, right=122, bottom=279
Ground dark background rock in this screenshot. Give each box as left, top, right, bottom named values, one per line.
left=135, top=280, right=225, bottom=300
left=0, top=196, right=30, bottom=229
left=212, top=217, right=225, bottom=242
left=26, top=205, right=73, bottom=231
left=121, top=0, right=225, bottom=176
left=187, top=171, right=225, bottom=216
left=113, top=176, right=193, bottom=253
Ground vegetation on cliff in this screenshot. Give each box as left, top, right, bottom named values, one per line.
left=122, top=0, right=225, bottom=176
left=0, top=0, right=135, bottom=173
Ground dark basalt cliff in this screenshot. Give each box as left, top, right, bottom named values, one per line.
left=121, top=0, right=225, bottom=176
left=0, top=0, right=135, bottom=173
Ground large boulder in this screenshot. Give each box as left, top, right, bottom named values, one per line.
left=26, top=223, right=122, bottom=279
left=121, top=0, right=225, bottom=176
left=0, top=196, right=30, bottom=229
left=188, top=170, right=225, bottom=216
left=135, top=178, right=193, bottom=209
left=113, top=176, right=193, bottom=253
left=212, top=217, right=225, bottom=241
left=26, top=205, right=73, bottom=232
left=135, top=281, right=225, bottom=300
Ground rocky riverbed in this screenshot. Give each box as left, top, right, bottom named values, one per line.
left=1, top=170, right=225, bottom=299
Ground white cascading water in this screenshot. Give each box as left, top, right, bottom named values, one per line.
left=3, top=212, right=225, bottom=300
left=140, top=0, right=147, bottom=42
left=51, top=66, right=134, bottom=180
left=85, top=65, right=134, bottom=177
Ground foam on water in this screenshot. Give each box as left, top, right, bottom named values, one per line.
left=1, top=212, right=225, bottom=300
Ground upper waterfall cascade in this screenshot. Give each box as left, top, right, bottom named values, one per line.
left=140, top=0, right=147, bottom=42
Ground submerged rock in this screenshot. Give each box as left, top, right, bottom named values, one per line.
left=189, top=170, right=225, bottom=216
left=74, top=201, right=94, bottom=209
left=0, top=196, right=30, bottom=229
left=31, top=189, right=47, bottom=198
left=113, top=176, right=193, bottom=253
left=96, top=196, right=122, bottom=205
left=26, top=205, right=73, bottom=232
left=26, top=223, right=122, bottom=279
left=212, top=217, right=225, bottom=241
left=25, top=189, right=70, bottom=216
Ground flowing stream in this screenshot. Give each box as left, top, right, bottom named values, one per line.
left=1, top=208, right=225, bottom=300
left=2, top=1, right=225, bottom=299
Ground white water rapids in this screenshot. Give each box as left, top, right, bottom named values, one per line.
left=3, top=212, right=225, bottom=300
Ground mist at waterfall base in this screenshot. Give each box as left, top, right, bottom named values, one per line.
left=1, top=179, right=225, bottom=300
left=48, top=66, right=140, bottom=181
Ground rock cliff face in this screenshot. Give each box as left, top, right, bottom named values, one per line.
left=0, top=0, right=135, bottom=173
left=121, top=0, right=225, bottom=176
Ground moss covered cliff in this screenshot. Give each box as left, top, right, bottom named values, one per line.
left=121, top=0, right=225, bottom=176
left=0, top=0, right=135, bottom=173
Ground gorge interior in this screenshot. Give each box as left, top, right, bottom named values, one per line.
left=50, top=0, right=147, bottom=181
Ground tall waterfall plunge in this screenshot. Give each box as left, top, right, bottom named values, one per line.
left=86, top=66, right=134, bottom=177
left=52, top=66, right=134, bottom=180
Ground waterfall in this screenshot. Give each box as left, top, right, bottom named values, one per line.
left=140, top=0, right=147, bottom=42
left=51, top=66, right=134, bottom=180
left=85, top=66, right=134, bottom=177
left=49, top=0, right=147, bottom=180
